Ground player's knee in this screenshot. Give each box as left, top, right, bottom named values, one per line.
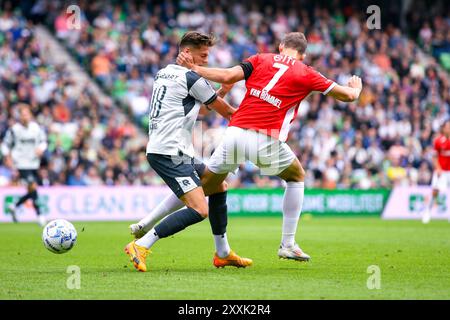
left=298, top=166, right=306, bottom=181
left=217, top=181, right=228, bottom=193
left=197, top=206, right=208, bottom=218
left=28, top=183, right=36, bottom=193
left=190, top=203, right=208, bottom=218
left=284, top=166, right=305, bottom=182
left=293, top=161, right=306, bottom=181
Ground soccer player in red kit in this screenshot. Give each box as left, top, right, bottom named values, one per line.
left=177, top=32, right=362, bottom=263
left=423, top=120, right=450, bottom=223
left=136, top=32, right=362, bottom=264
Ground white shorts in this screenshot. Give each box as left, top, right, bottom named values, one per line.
left=207, top=126, right=296, bottom=176
left=431, top=171, right=450, bottom=192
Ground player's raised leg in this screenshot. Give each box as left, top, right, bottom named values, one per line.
left=423, top=185, right=439, bottom=224
left=8, top=175, right=44, bottom=225
left=129, top=162, right=209, bottom=238
left=27, top=181, right=46, bottom=227
left=201, top=168, right=253, bottom=268
left=276, top=158, right=310, bottom=261
left=126, top=185, right=208, bottom=272
left=129, top=193, right=184, bottom=238
left=130, top=156, right=252, bottom=268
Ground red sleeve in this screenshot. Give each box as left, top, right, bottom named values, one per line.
left=307, top=67, right=336, bottom=94
left=246, top=54, right=260, bottom=68
left=434, top=137, right=440, bottom=151
left=240, top=54, right=260, bottom=80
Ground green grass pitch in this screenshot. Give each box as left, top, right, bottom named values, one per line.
left=0, top=217, right=449, bottom=299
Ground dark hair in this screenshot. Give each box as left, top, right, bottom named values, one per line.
left=179, top=31, right=216, bottom=49
left=281, top=32, right=308, bottom=54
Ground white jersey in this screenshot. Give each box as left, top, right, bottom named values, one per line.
left=146, top=64, right=217, bottom=157
left=1, top=121, right=47, bottom=170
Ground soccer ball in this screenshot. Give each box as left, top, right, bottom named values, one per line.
left=42, top=219, right=77, bottom=254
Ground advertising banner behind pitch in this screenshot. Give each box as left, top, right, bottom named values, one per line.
left=382, top=186, right=450, bottom=220
left=0, top=186, right=172, bottom=223
left=1, top=186, right=390, bottom=223
left=227, top=188, right=389, bottom=216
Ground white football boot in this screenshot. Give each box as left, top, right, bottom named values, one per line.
left=422, top=209, right=431, bottom=224
left=129, top=223, right=146, bottom=239
left=278, top=243, right=311, bottom=262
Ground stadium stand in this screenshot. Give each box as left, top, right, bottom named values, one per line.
left=0, top=3, right=161, bottom=187
left=1, top=0, right=449, bottom=189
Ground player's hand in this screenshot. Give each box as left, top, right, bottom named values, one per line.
left=436, top=167, right=443, bottom=177
left=176, top=52, right=195, bottom=70
left=217, top=83, right=235, bottom=98
left=35, top=148, right=44, bottom=158
left=221, top=83, right=234, bottom=93
left=4, top=155, right=13, bottom=169
left=348, top=75, right=362, bottom=90
left=348, top=75, right=362, bottom=99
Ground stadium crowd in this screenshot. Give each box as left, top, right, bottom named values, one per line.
left=1, top=0, right=450, bottom=189
left=0, top=5, right=163, bottom=187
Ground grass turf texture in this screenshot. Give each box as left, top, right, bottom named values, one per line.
left=0, top=217, right=449, bottom=300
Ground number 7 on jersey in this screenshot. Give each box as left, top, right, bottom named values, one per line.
left=262, top=63, right=289, bottom=93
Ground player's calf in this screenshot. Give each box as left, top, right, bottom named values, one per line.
left=277, top=159, right=309, bottom=262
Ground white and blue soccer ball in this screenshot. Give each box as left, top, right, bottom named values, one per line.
left=42, top=219, right=77, bottom=254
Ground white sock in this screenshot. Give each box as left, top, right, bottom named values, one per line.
left=138, top=193, right=184, bottom=232
left=214, top=233, right=231, bottom=258
left=423, top=197, right=435, bottom=223
left=136, top=228, right=159, bottom=249
left=38, top=215, right=47, bottom=227
left=281, top=181, right=304, bottom=248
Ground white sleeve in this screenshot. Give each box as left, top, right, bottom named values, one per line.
left=189, top=78, right=217, bottom=105
left=1, top=128, right=13, bottom=156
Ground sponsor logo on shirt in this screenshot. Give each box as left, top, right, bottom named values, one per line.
left=440, top=150, right=450, bottom=157
left=249, top=88, right=282, bottom=108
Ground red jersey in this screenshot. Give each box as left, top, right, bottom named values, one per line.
left=229, top=53, right=336, bottom=141
left=434, top=135, right=450, bottom=171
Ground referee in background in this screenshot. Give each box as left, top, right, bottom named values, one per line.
left=1, top=104, right=48, bottom=226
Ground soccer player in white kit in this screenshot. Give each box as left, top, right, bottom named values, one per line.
left=125, top=32, right=252, bottom=272
left=1, top=104, right=48, bottom=226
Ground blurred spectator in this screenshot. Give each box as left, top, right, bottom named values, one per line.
left=1, top=0, right=449, bottom=189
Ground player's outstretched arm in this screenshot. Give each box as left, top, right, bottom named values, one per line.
left=327, top=75, right=363, bottom=102
left=200, top=83, right=235, bottom=116
left=177, top=52, right=244, bottom=84
left=206, top=96, right=237, bottom=121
